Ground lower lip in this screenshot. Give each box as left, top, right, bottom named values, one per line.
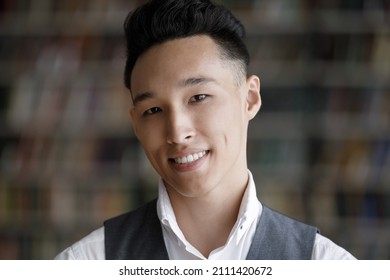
left=170, top=151, right=209, bottom=172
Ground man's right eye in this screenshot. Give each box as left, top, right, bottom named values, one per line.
left=143, top=107, right=162, bottom=116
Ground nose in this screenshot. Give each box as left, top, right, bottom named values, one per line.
left=166, top=108, right=195, bottom=145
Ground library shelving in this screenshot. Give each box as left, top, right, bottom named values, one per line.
left=0, top=0, right=389, bottom=259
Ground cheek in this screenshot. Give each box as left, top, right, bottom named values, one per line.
left=197, top=102, right=244, bottom=143
left=140, top=137, right=165, bottom=173
left=136, top=124, right=164, bottom=156
left=217, top=99, right=245, bottom=127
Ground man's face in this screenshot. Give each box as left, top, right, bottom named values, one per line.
left=129, top=35, right=260, bottom=198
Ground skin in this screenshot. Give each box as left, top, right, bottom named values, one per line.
left=129, top=35, right=261, bottom=257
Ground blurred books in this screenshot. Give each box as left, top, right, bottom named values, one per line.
left=0, top=0, right=389, bottom=259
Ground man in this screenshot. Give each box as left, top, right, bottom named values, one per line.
left=56, top=0, right=355, bottom=260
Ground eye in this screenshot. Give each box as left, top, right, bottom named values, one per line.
left=143, top=107, right=162, bottom=116
left=190, top=94, right=208, bottom=103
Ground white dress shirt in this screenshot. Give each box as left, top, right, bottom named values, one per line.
left=55, top=171, right=356, bottom=260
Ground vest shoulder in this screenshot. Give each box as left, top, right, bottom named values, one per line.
left=104, top=199, right=158, bottom=229
left=263, top=205, right=318, bottom=232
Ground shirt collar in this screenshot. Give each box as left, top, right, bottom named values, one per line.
left=232, top=170, right=261, bottom=243
left=156, top=177, right=186, bottom=241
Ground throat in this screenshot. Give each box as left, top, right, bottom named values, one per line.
left=165, top=170, right=249, bottom=258
left=182, top=213, right=236, bottom=258
left=172, top=195, right=243, bottom=258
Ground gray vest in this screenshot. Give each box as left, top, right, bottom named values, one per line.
left=104, top=199, right=318, bottom=259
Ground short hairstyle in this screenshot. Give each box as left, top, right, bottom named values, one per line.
left=123, top=0, right=250, bottom=90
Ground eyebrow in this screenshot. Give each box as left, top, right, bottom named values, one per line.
left=132, top=91, right=155, bottom=106
left=132, top=76, right=217, bottom=106
left=179, top=76, right=217, bottom=87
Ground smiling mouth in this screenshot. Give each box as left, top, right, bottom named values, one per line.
left=171, top=150, right=209, bottom=165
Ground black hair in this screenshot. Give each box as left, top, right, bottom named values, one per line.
left=123, top=0, right=250, bottom=90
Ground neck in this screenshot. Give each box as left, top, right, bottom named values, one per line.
left=166, top=171, right=249, bottom=258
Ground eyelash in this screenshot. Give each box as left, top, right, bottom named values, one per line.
left=190, top=94, right=208, bottom=103
left=143, top=107, right=161, bottom=116
left=142, top=94, right=209, bottom=116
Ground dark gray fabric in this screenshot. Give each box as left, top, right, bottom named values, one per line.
left=246, top=206, right=318, bottom=260
left=104, top=199, right=169, bottom=260
left=104, top=200, right=318, bottom=260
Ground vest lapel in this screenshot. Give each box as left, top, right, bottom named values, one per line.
left=246, top=206, right=317, bottom=260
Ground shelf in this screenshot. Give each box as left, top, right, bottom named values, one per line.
left=249, top=112, right=390, bottom=140
left=0, top=10, right=127, bottom=36
left=250, top=61, right=390, bottom=88
left=239, top=10, right=390, bottom=35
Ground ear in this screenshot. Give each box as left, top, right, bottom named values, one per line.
left=128, top=107, right=139, bottom=138
left=245, top=75, right=261, bottom=120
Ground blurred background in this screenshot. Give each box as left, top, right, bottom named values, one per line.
left=0, top=0, right=389, bottom=259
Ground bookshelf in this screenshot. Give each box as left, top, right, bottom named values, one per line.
left=0, top=0, right=389, bottom=259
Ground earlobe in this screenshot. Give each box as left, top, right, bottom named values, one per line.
left=246, top=75, right=261, bottom=120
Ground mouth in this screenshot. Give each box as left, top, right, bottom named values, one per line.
left=170, top=150, right=209, bottom=165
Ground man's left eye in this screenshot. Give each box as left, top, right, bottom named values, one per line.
left=190, top=94, right=208, bottom=102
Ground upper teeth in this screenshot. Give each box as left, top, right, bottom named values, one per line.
left=174, top=151, right=207, bottom=164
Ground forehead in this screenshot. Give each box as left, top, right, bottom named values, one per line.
left=130, top=35, right=230, bottom=92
